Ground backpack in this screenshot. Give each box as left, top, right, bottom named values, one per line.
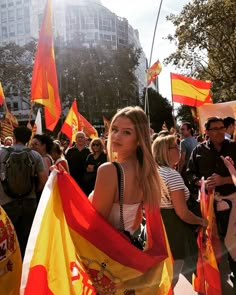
left=0, top=147, right=35, bottom=198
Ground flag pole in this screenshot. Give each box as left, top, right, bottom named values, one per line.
left=170, top=72, right=177, bottom=129
left=27, top=101, right=34, bottom=129
left=145, top=0, right=164, bottom=125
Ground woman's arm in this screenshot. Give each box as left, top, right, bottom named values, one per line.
left=221, top=155, right=236, bottom=185
left=171, top=189, right=207, bottom=226
left=89, top=162, right=117, bottom=219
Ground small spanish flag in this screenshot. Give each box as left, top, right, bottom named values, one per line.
left=146, top=60, right=162, bottom=85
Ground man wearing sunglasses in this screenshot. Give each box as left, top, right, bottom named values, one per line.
left=186, top=116, right=236, bottom=290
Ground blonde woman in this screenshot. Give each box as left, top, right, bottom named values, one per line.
left=89, top=106, right=164, bottom=240
left=152, top=135, right=208, bottom=287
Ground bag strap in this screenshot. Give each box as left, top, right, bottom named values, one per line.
left=113, top=162, right=125, bottom=231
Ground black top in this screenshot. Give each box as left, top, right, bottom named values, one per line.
left=186, top=139, right=236, bottom=196
left=66, top=146, right=90, bottom=187
left=85, top=152, right=107, bottom=172
left=83, top=152, right=107, bottom=196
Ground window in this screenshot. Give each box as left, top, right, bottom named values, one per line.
left=17, top=8, right=23, bottom=20
left=8, top=2, right=14, bottom=7
left=17, top=23, right=24, bottom=34
left=8, top=10, right=14, bottom=21
left=24, top=21, right=30, bottom=33
left=104, top=34, right=111, bottom=41
left=13, top=102, right=19, bottom=110
left=1, top=26, right=8, bottom=38
left=24, top=7, right=29, bottom=18
left=9, top=22, right=15, bottom=36
left=1, top=12, right=7, bottom=22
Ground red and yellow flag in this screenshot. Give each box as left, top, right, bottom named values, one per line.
left=146, top=60, right=162, bottom=85
left=0, top=82, right=5, bottom=105
left=171, top=73, right=212, bottom=107
left=31, top=0, right=61, bottom=131
left=61, top=100, right=80, bottom=145
left=0, top=206, right=22, bottom=295
left=79, top=113, right=98, bottom=139
left=21, top=171, right=173, bottom=295
left=194, top=181, right=222, bottom=295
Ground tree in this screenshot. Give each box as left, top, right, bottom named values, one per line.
left=164, top=0, right=236, bottom=102
left=0, top=42, right=36, bottom=101
left=143, top=88, right=174, bottom=132
left=55, top=44, right=141, bottom=124
left=176, top=105, right=199, bottom=131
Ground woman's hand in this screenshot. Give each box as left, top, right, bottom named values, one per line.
left=221, top=156, right=235, bottom=171
left=220, top=155, right=236, bottom=185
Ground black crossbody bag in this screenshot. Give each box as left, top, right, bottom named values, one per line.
left=113, top=162, right=144, bottom=251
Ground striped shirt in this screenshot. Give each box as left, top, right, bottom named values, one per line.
left=159, top=166, right=190, bottom=209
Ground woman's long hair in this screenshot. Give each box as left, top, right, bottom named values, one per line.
left=107, top=106, right=164, bottom=208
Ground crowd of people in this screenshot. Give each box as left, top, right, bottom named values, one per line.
left=0, top=109, right=236, bottom=294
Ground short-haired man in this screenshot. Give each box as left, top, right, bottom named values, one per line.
left=0, top=126, right=47, bottom=258
left=179, top=122, right=198, bottom=182
left=186, top=117, right=236, bottom=287
left=65, top=131, right=90, bottom=193
left=223, top=116, right=235, bottom=140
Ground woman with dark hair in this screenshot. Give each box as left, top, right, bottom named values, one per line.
left=83, top=137, right=107, bottom=196
left=51, top=140, right=69, bottom=173
left=31, top=134, right=54, bottom=176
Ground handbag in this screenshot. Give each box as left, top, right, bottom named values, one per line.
left=113, top=162, right=144, bottom=250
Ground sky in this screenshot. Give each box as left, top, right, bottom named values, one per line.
left=101, top=0, right=190, bottom=102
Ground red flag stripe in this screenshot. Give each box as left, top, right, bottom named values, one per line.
left=58, top=173, right=169, bottom=272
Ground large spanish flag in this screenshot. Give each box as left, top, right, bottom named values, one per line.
left=171, top=73, right=212, bottom=107
left=0, top=82, right=5, bottom=105
left=31, top=0, right=61, bottom=131
left=0, top=206, right=22, bottom=295
left=21, top=170, right=173, bottom=295
left=61, top=100, right=80, bottom=145
left=194, top=181, right=222, bottom=295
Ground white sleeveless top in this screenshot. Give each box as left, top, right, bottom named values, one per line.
left=108, top=202, right=141, bottom=234
left=89, top=164, right=142, bottom=233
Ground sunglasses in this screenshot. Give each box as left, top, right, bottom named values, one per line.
left=92, top=143, right=100, bottom=147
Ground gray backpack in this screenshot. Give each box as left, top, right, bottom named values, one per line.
left=0, top=147, right=35, bottom=198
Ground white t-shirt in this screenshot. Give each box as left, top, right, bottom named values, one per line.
left=159, top=166, right=190, bottom=209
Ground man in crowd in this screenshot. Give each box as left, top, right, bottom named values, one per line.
left=65, top=131, right=90, bottom=193
left=223, top=116, right=235, bottom=140
left=186, top=116, right=236, bottom=289
left=0, top=126, right=47, bottom=258
left=178, top=122, right=198, bottom=183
